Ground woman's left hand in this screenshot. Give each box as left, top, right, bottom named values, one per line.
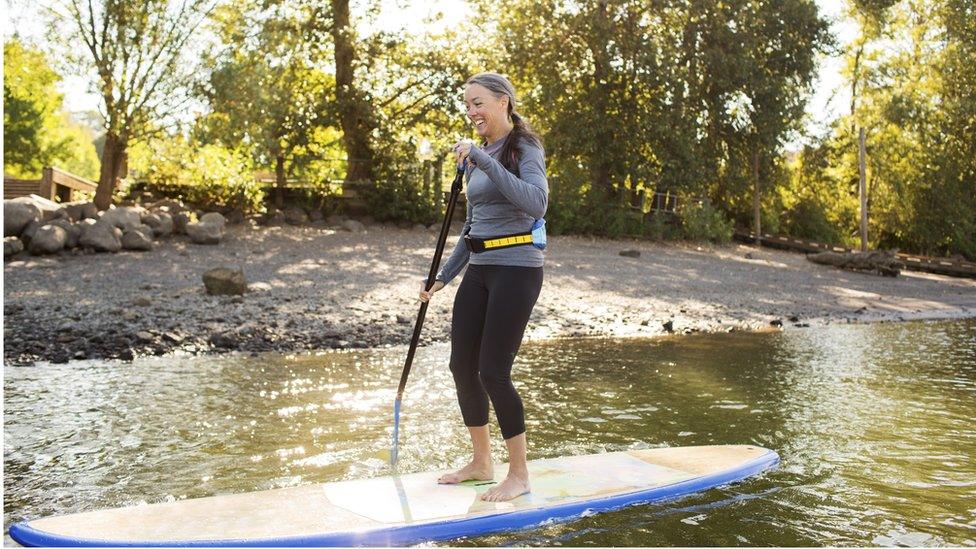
left=452, top=140, right=474, bottom=167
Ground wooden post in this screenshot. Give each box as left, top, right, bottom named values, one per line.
left=858, top=127, right=868, bottom=252
left=39, top=167, right=55, bottom=200
left=752, top=150, right=761, bottom=243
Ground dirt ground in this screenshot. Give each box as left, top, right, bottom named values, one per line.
left=4, top=222, right=975, bottom=366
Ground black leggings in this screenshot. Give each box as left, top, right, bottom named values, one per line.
left=449, top=263, right=544, bottom=440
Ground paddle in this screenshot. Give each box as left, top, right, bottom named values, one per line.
left=391, top=159, right=467, bottom=466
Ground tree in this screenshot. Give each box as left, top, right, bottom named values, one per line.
left=474, top=0, right=829, bottom=224
left=329, top=0, right=377, bottom=184
left=3, top=38, right=99, bottom=180
left=198, top=1, right=336, bottom=208
left=783, top=0, right=976, bottom=259
left=56, top=0, right=217, bottom=209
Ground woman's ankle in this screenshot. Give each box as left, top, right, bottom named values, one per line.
left=471, top=456, right=493, bottom=469
left=505, top=467, right=529, bottom=481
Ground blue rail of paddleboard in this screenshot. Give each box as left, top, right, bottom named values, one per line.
left=9, top=449, right=779, bottom=547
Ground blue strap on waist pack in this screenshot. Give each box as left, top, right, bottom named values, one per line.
left=531, top=218, right=547, bottom=250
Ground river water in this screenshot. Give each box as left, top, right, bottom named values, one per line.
left=4, top=319, right=975, bottom=546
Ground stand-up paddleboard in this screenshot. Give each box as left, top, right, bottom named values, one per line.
left=9, top=444, right=778, bottom=547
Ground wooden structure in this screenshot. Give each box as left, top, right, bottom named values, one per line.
left=3, top=167, right=97, bottom=202
left=629, top=189, right=679, bottom=214
left=897, top=253, right=976, bottom=278
left=733, top=230, right=976, bottom=279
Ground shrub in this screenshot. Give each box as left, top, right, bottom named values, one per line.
left=678, top=199, right=733, bottom=243
left=360, top=163, right=440, bottom=225
left=182, top=145, right=264, bottom=213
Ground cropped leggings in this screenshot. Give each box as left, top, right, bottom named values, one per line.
left=449, top=264, right=544, bottom=440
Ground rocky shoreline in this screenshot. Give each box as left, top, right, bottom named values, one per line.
left=5, top=222, right=976, bottom=367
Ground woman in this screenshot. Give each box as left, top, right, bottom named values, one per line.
left=418, top=72, right=548, bottom=503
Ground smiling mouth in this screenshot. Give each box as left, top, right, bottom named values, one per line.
left=473, top=119, right=487, bottom=129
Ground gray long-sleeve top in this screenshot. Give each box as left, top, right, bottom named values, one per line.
left=434, top=132, right=549, bottom=285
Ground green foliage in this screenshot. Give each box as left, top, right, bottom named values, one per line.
left=198, top=2, right=336, bottom=187
left=360, top=162, right=440, bottom=225
left=479, top=0, right=830, bottom=221
left=779, top=0, right=976, bottom=260
left=182, top=144, right=264, bottom=213
left=16, top=0, right=969, bottom=256
left=3, top=39, right=99, bottom=180
left=57, top=122, right=101, bottom=180
left=780, top=196, right=841, bottom=243
left=678, top=200, right=734, bottom=243
left=128, top=134, right=264, bottom=213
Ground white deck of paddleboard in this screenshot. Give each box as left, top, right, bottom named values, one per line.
left=22, top=445, right=770, bottom=543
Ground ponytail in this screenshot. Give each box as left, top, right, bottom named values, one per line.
left=499, top=111, right=544, bottom=177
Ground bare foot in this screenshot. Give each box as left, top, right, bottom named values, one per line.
left=480, top=473, right=530, bottom=501
left=437, top=461, right=494, bottom=484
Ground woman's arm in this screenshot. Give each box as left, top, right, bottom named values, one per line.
left=432, top=198, right=473, bottom=285
left=468, top=144, right=548, bottom=219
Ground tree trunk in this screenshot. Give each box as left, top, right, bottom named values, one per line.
left=588, top=0, right=615, bottom=199
left=753, top=149, right=761, bottom=243
left=331, top=0, right=376, bottom=185
left=95, top=132, right=126, bottom=211
left=274, top=153, right=286, bottom=209
left=858, top=127, right=868, bottom=251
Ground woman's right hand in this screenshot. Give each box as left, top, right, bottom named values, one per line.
left=419, top=279, right=446, bottom=302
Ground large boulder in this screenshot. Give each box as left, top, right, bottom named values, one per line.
left=4, top=200, right=40, bottom=237
left=202, top=267, right=247, bottom=295
left=341, top=219, right=366, bottom=233
left=80, top=221, right=123, bottom=252
left=155, top=211, right=174, bottom=236
left=4, top=236, right=24, bottom=259
left=264, top=211, right=287, bottom=226
left=46, top=218, right=82, bottom=249
left=225, top=209, right=245, bottom=225
left=28, top=224, right=67, bottom=255
left=186, top=220, right=223, bottom=245
left=172, top=211, right=191, bottom=234
left=10, top=195, right=62, bottom=222
left=199, top=212, right=226, bottom=229
left=148, top=198, right=188, bottom=215
left=121, top=228, right=153, bottom=251
left=62, top=201, right=98, bottom=222
left=141, top=212, right=161, bottom=228
left=19, top=220, right=40, bottom=245
left=284, top=207, right=309, bottom=225
left=142, top=212, right=174, bottom=237
left=99, top=206, right=145, bottom=231
left=131, top=223, right=154, bottom=239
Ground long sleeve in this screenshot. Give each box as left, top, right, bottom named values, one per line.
left=433, top=198, right=473, bottom=285
left=468, top=145, right=548, bottom=219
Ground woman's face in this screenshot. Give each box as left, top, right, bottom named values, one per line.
left=464, top=83, right=509, bottom=140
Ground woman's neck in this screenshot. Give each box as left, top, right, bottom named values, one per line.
left=486, top=122, right=514, bottom=146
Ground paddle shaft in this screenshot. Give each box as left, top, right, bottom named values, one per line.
left=396, top=162, right=466, bottom=401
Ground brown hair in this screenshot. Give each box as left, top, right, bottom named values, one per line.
left=465, top=72, right=544, bottom=176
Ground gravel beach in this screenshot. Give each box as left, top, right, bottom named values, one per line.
left=4, top=222, right=975, bottom=366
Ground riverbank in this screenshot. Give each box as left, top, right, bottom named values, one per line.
left=4, top=223, right=975, bottom=366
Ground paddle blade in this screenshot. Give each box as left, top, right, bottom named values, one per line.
left=390, top=398, right=401, bottom=466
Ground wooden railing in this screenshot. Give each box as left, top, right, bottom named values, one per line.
left=3, top=167, right=97, bottom=201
